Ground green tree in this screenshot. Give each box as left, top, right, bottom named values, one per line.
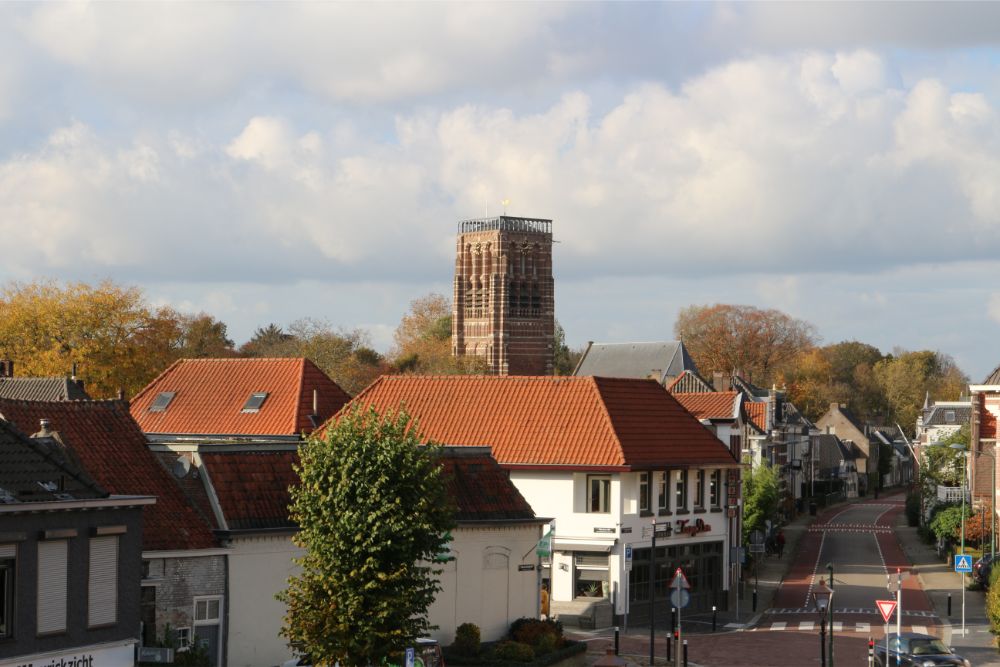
left=918, top=425, right=968, bottom=514
left=875, top=350, right=969, bottom=436
left=742, top=463, right=781, bottom=543
left=553, top=321, right=583, bottom=376
left=391, top=293, right=484, bottom=374
left=280, top=406, right=456, bottom=666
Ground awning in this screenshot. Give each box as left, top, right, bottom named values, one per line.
left=553, top=537, right=616, bottom=552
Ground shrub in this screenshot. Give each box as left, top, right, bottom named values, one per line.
left=453, top=623, right=481, bottom=657
left=905, top=491, right=921, bottom=527
left=509, top=617, right=562, bottom=649
left=534, top=633, right=558, bottom=655
left=987, top=566, right=1000, bottom=632
left=494, top=641, right=535, bottom=662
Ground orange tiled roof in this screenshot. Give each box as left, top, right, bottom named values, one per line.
left=0, top=399, right=217, bottom=551
left=338, top=375, right=738, bottom=468
left=200, top=450, right=299, bottom=531
left=131, top=358, right=351, bottom=436
left=744, top=402, right=767, bottom=432
left=673, top=392, right=740, bottom=421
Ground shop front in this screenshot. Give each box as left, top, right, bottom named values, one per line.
left=626, top=539, right=725, bottom=620
left=0, top=639, right=136, bottom=667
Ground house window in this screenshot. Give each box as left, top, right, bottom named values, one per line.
left=193, top=596, right=223, bottom=667
left=149, top=392, right=176, bottom=413
left=945, top=410, right=956, bottom=423
left=241, top=392, right=268, bottom=413
left=639, top=472, right=650, bottom=513
left=0, top=545, right=14, bottom=639
left=88, top=536, right=118, bottom=627
left=176, top=627, right=192, bottom=651
left=710, top=470, right=721, bottom=508
left=195, top=598, right=220, bottom=623
left=588, top=475, right=611, bottom=513
left=656, top=471, right=668, bottom=512
left=694, top=470, right=705, bottom=509
left=675, top=471, right=688, bottom=511
left=38, top=540, right=68, bottom=635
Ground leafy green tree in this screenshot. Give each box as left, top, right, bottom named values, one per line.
left=918, top=425, right=968, bottom=515
left=553, top=321, right=583, bottom=376
left=742, top=462, right=781, bottom=543
left=280, top=406, right=456, bottom=666
left=874, top=350, right=969, bottom=436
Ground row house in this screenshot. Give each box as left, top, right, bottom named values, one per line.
left=0, top=399, right=223, bottom=664
left=0, top=417, right=152, bottom=667
left=345, top=375, right=741, bottom=623
left=969, top=365, right=1000, bottom=533
left=130, top=357, right=352, bottom=667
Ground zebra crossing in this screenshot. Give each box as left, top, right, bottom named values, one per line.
left=765, top=607, right=937, bottom=617
left=750, top=621, right=932, bottom=634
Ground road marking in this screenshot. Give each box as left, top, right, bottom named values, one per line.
left=832, top=622, right=843, bottom=631
left=724, top=623, right=745, bottom=629
left=799, top=621, right=814, bottom=631
left=873, top=530, right=888, bottom=576
left=770, top=622, right=787, bottom=631
left=873, top=504, right=895, bottom=525
left=804, top=530, right=828, bottom=607
left=856, top=623, right=870, bottom=633
left=912, top=625, right=928, bottom=635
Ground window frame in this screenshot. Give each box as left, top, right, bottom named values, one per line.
left=709, top=470, right=722, bottom=508
left=587, top=475, right=611, bottom=514
left=694, top=469, right=706, bottom=509
left=37, top=539, right=68, bottom=636
left=675, top=470, right=689, bottom=511
left=656, top=471, right=669, bottom=513
left=638, top=472, right=650, bottom=514
left=0, top=545, right=15, bottom=640
left=88, top=535, right=119, bottom=628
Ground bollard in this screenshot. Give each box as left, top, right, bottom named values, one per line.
left=670, top=607, right=676, bottom=633
left=948, top=592, right=952, bottom=617
left=752, top=588, right=758, bottom=612
left=682, top=639, right=689, bottom=667
left=867, top=636, right=874, bottom=667
left=666, top=634, right=672, bottom=661
left=712, top=605, right=717, bottom=632
left=614, top=626, right=619, bottom=656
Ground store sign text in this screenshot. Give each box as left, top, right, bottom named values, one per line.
left=657, top=518, right=712, bottom=539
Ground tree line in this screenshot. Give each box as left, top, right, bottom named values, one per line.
left=675, top=303, right=969, bottom=432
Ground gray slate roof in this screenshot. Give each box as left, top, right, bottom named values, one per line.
left=573, top=341, right=699, bottom=384
left=0, top=377, right=90, bottom=401
left=923, top=404, right=971, bottom=427
left=816, top=434, right=853, bottom=472
left=0, top=419, right=106, bottom=504
left=984, top=365, right=1000, bottom=385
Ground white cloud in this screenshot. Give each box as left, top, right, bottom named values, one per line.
left=989, top=293, right=1000, bottom=326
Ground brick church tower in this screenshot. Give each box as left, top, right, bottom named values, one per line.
left=452, top=216, right=555, bottom=375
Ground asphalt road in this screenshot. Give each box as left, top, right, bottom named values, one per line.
left=820, top=503, right=895, bottom=611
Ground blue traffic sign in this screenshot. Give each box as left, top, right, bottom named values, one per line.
left=625, top=545, right=632, bottom=561
left=955, top=554, right=973, bottom=573
left=669, top=588, right=691, bottom=609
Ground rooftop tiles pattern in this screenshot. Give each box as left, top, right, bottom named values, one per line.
left=673, top=391, right=740, bottom=421
left=130, top=357, right=351, bottom=436
left=0, top=418, right=106, bottom=503
left=200, top=450, right=299, bottom=531
left=744, top=402, right=768, bottom=432
left=0, top=376, right=90, bottom=401
left=0, top=398, right=216, bottom=550
left=440, top=452, right=537, bottom=522
left=342, top=375, right=738, bottom=468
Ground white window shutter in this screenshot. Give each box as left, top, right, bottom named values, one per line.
left=37, top=540, right=68, bottom=634
left=88, top=536, right=118, bottom=627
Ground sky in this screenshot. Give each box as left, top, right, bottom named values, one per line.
left=3, top=2, right=1000, bottom=379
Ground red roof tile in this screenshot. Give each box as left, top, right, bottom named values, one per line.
left=339, top=375, right=738, bottom=468
left=0, top=399, right=217, bottom=551
left=130, top=358, right=351, bottom=437
left=200, top=450, right=299, bottom=531
left=745, top=402, right=767, bottom=432
left=673, top=392, right=740, bottom=421
left=440, top=451, right=537, bottom=522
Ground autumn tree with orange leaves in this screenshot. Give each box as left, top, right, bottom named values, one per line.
left=674, top=303, right=817, bottom=387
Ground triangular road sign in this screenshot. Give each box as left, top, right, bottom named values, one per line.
left=876, top=599, right=897, bottom=623
left=670, top=567, right=691, bottom=590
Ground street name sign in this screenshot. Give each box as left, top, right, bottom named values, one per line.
left=876, top=599, right=897, bottom=623
left=955, top=555, right=973, bottom=573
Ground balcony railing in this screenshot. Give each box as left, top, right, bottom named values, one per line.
left=936, top=485, right=970, bottom=504
left=458, top=216, right=552, bottom=234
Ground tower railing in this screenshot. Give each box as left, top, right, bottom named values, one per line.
left=458, top=216, right=552, bottom=234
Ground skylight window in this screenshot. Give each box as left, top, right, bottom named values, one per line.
left=241, top=392, right=268, bottom=413
left=149, top=392, right=176, bottom=413
left=945, top=410, right=956, bottom=423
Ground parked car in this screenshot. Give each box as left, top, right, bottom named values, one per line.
left=974, top=553, right=997, bottom=587
left=873, top=632, right=970, bottom=667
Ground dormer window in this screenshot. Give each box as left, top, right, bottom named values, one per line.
left=149, top=392, right=176, bottom=413
left=241, top=392, right=268, bottom=413
left=945, top=410, right=956, bottom=423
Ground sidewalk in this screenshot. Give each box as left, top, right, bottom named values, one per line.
left=894, top=510, right=1000, bottom=666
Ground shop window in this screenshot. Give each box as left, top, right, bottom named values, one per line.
left=0, top=545, right=14, bottom=639
left=588, top=475, right=611, bottom=513
left=638, top=472, right=650, bottom=513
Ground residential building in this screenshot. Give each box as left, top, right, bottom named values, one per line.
left=969, top=367, right=1000, bottom=537
left=573, top=341, right=699, bottom=387
left=130, top=358, right=353, bottom=667
left=0, top=418, right=152, bottom=667
left=342, top=375, right=741, bottom=624
left=815, top=403, right=875, bottom=490
left=916, top=397, right=971, bottom=448
left=451, top=216, right=555, bottom=376
left=0, top=360, right=90, bottom=401
left=0, top=399, right=223, bottom=664
left=813, top=434, right=860, bottom=498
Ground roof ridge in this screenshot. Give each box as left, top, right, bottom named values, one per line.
left=131, top=358, right=184, bottom=403
left=590, top=376, right=637, bottom=467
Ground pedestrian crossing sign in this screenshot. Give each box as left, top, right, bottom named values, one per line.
left=954, top=554, right=973, bottom=573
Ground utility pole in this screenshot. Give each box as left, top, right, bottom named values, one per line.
left=828, top=563, right=835, bottom=667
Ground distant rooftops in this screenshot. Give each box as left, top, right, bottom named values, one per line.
left=573, top=341, right=699, bottom=386
left=0, top=360, right=91, bottom=401
left=457, top=216, right=552, bottom=235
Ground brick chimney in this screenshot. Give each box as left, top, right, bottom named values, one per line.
left=712, top=371, right=727, bottom=392
left=0, top=360, right=13, bottom=377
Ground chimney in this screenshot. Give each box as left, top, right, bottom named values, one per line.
left=117, top=387, right=125, bottom=401
left=0, top=360, right=13, bottom=377
left=712, top=371, right=726, bottom=392
left=38, top=418, right=51, bottom=437
left=71, top=362, right=77, bottom=380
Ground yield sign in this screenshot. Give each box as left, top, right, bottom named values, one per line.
left=670, top=567, right=691, bottom=590
left=876, top=599, right=897, bottom=623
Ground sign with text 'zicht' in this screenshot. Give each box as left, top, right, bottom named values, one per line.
left=955, top=554, right=973, bottom=573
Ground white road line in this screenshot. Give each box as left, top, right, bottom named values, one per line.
left=832, top=622, right=843, bottom=632
left=804, top=530, right=828, bottom=607
left=873, top=504, right=895, bottom=525
left=912, top=625, right=928, bottom=635
left=799, top=621, right=814, bottom=631
left=873, top=530, right=888, bottom=576
left=770, top=622, right=786, bottom=631
left=856, top=623, right=870, bottom=633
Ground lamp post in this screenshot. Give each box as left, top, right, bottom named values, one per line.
left=812, top=579, right=833, bottom=667
left=827, top=563, right=835, bottom=666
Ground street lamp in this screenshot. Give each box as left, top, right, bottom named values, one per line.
left=812, top=579, right=834, bottom=667
left=827, top=563, right=835, bottom=667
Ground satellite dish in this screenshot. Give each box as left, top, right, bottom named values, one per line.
left=172, top=457, right=191, bottom=478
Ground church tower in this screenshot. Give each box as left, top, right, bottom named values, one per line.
left=452, top=216, right=555, bottom=375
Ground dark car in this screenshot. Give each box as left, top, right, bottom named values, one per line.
left=874, top=632, right=970, bottom=667
left=974, top=553, right=997, bottom=586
